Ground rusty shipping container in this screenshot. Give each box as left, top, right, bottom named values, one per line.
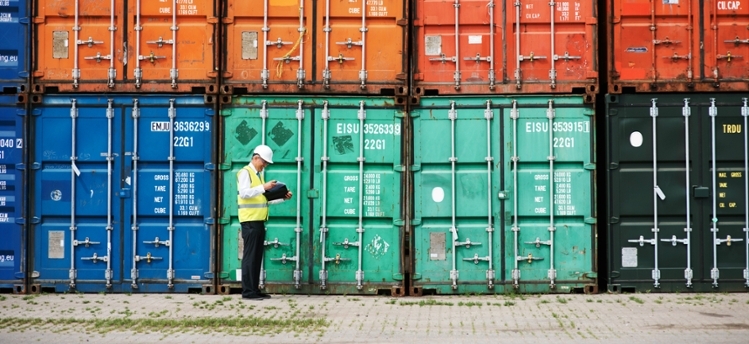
left=608, top=0, right=749, bottom=93
left=32, top=0, right=218, bottom=94
left=411, top=0, right=598, bottom=101
left=220, top=0, right=408, bottom=99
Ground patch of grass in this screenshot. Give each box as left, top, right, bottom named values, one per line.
left=0, top=316, right=329, bottom=335
left=457, top=301, right=482, bottom=308
left=347, top=298, right=361, bottom=302
left=629, top=296, right=644, bottom=304
left=503, top=301, right=516, bottom=307
left=165, top=296, right=173, bottom=300
left=586, top=299, right=593, bottom=303
left=556, top=296, right=568, bottom=304
left=539, top=299, right=550, bottom=304
left=399, top=299, right=454, bottom=307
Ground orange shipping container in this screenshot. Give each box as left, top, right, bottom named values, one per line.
left=608, top=0, right=749, bottom=93
left=412, top=0, right=598, bottom=101
left=220, top=0, right=408, bottom=98
left=32, top=0, right=218, bottom=93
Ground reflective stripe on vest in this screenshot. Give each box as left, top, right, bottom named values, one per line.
left=237, top=166, right=268, bottom=222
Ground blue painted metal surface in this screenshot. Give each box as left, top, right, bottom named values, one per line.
left=0, top=95, right=26, bottom=291
left=0, top=0, right=29, bottom=92
left=31, top=95, right=215, bottom=293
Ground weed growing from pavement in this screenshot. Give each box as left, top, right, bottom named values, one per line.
left=539, top=299, right=550, bottom=304
left=629, top=296, right=644, bottom=304
left=586, top=299, right=593, bottom=303
left=398, top=299, right=453, bottom=307
left=556, top=296, right=568, bottom=304
left=503, top=301, right=516, bottom=307
left=457, top=301, right=482, bottom=307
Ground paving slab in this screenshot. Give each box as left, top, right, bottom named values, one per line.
left=1, top=292, right=748, bottom=343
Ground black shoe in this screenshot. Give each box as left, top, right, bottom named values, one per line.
left=258, top=293, right=271, bottom=299
left=242, top=294, right=264, bottom=300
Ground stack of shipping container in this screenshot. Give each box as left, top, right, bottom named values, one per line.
left=5, top=0, right=748, bottom=296
left=27, top=0, right=218, bottom=293
left=0, top=0, right=29, bottom=293
left=215, top=0, right=410, bottom=295
left=605, top=0, right=749, bottom=292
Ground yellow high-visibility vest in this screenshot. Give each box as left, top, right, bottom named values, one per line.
left=237, top=166, right=268, bottom=222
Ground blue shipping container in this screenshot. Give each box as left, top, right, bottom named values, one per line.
left=0, top=0, right=29, bottom=92
left=0, top=95, right=26, bottom=292
left=30, top=95, right=215, bottom=293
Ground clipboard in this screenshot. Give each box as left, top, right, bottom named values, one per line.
left=264, top=182, right=289, bottom=201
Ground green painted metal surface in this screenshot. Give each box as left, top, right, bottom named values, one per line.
left=607, top=93, right=749, bottom=293
left=412, top=96, right=596, bottom=294
left=219, top=96, right=404, bottom=294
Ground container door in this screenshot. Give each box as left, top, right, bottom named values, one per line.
left=607, top=94, right=749, bottom=292
left=219, top=98, right=312, bottom=292
left=705, top=1, right=749, bottom=85
left=222, top=0, right=313, bottom=93
left=129, top=0, right=217, bottom=92
left=610, top=0, right=695, bottom=87
left=607, top=96, right=701, bottom=292
left=0, top=0, right=29, bottom=92
left=32, top=97, right=122, bottom=291
left=0, top=96, right=26, bottom=291
left=33, top=0, right=123, bottom=92
left=412, top=98, right=501, bottom=294
left=508, top=0, right=596, bottom=92
left=318, top=0, right=406, bottom=92
left=414, top=0, right=501, bottom=94
left=312, top=99, right=403, bottom=293
left=701, top=98, right=748, bottom=289
left=123, top=97, right=214, bottom=292
left=503, top=97, right=595, bottom=292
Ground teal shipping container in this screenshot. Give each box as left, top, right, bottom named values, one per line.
left=410, top=96, right=597, bottom=294
left=218, top=96, right=406, bottom=295
left=607, top=93, right=749, bottom=292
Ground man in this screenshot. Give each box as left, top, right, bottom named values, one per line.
left=237, top=144, right=292, bottom=300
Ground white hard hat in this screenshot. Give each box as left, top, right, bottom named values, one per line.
left=253, top=145, right=274, bottom=164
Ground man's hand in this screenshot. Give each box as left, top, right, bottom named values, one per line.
left=263, top=180, right=277, bottom=191
left=284, top=192, right=293, bottom=200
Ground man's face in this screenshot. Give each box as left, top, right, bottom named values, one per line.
left=254, top=155, right=269, bottom=172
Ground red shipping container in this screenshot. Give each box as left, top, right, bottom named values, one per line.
left=32, top=0, right=219, bottom=94
left=412, top=0, right=598, bottom=101
left=220, top=0, right=408, bottom=99
left=608, top=0, right=749, bottom=93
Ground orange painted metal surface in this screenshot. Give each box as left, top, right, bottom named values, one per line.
left=412, top=0, right=598, bottom=99
left=32, top=0, right=218, bottom=93
left=220, top=0, right=408, bottom=96
left=608, top=0, right=749, bottom=93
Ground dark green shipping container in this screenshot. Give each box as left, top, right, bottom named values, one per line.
left=607, top=94, right=749, bottom=292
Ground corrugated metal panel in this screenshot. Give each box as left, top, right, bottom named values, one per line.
left=0, top=0, right=29, bottom=93
left=607, top=93, right=749, bottom=292
left=218, top=96, right=404, bottom=295
left=412, top=0, right=598, bottom=100
left=220, top=0, right=408, bottom=97
left=0, top=95, right=26, bottom=292
left=411, top=96, right=596, bottom=294
left=30, top=95, right=215, bottom=293
left=608, top=0, right=749, bottom=93
left=32, top=0, right=218, bottom=93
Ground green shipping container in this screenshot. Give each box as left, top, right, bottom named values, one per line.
left=219, top=96, right=405, bottom=295
left=607, top=94, right=749, bottom=293
left=411, top=96, right=597, bottom=294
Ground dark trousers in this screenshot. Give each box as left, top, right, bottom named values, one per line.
left=241, top=220, right=266, bottom=297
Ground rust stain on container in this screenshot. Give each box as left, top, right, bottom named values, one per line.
left=412, top=0, right=598, bottom=98
left=33, top=0, right=218, bottom=93
left=221, top=0, right=408, bottom=95
left=608, top=0, right=749, bottom=93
